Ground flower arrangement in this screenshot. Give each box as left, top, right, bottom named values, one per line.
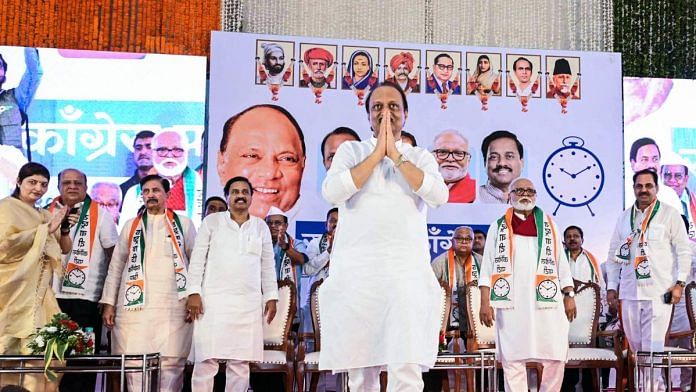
left=438, top=330, right=447, bottom=352
left=26, top=313, right=94, bottom=381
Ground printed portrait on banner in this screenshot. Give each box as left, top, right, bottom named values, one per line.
left=425, top=50, right=462, bottom=109
left=341, top=46, right=380, bottom=106
left=546, top=56, right=581, bottom=114
left=506, top=54, right=542, bottom=112
left=465, top=52, right=502, bottom=111
left=255, top=39, right=295, bottom=101
left=384, top=48, right=421, bottom=95
left=299, top=43, right=338, bottom=104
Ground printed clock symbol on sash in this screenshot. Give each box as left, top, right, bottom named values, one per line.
left=126, top=285, right=143, bottom=303
left=67, top=268, right=86, bottom=287
left=543, top=136, right=604, bottom=217
left=537, top=279, right=558, bottom=299
left=492, top=277, right=511, bottom=298
left=636, top=259, right=651, bottom=278
left=176, top=272, right=187, bottom=290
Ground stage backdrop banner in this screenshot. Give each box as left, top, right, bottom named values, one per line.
left=624, top=77, right=696, bottom=239
left=0, top=46, right=206, bottom=227
left=207, top=31, right=623, bottom=261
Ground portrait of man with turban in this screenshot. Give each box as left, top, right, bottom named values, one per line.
left=546, top=57, right=581, bottom=114
left=299, top=44, right=337, bottom=104
left=255, top=40, right=295, bottom=101
left=342, top=47, right=379, bottom=106
left=385, top=49, right=421, bottom=94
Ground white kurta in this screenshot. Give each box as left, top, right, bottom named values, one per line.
left=479, top=224, right=573, bottom=362
left=186, top=213, right=278, bottom=362
left=100, top=214, right=196, bottom=358
left=319, top=137, right=449, bottom=371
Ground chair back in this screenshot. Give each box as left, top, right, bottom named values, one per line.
left=568, top=280, right=600, bottom=347
left=465, top=281, right=496, bottom=350
left=262, top=279, right=296, bottom=351
left=309, top=278, right=324, bottom=351
left=438, top=280, right=452, bottom=333
left=686, top=282, right=696, bottom=331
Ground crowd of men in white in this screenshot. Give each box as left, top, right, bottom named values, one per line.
left=47, top=83, right=696, bottom=392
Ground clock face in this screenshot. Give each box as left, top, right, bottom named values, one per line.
left=537, top=279, right=558, bottom=299
left=493, top=277, right=511, bottom=298
left=543, top=146, right=604, bottom=206
left=636, top=260, right=651, bottom=277
left=67, top=269, right=86, bottom=286
left=126, top=285, right=143, bottom=303
left=176, top=272, right=187, bottom=290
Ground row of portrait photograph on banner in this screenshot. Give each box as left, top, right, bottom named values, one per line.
left=255, top=39, right=581, bottom=112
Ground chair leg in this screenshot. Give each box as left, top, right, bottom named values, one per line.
left=590, top=368, right=600, bottom=392
left=454, top=369, right=461, bottom=392
left=309, top=373, right=319, bottom=392
left=380, top=371, right=387, bottom=392
left=442, top=370, right=450, bottom=392
left=285, top=370, right=294, bottom=392
left=296, top=364, right=304, bottom=392
left=465, top=369, right=475, bottom=392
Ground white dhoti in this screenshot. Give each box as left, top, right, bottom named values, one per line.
left=669, top=293, right=693, bottom=390
left=348, top=363, right=424, bottom=392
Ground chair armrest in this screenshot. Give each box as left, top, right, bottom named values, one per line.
left=668, top=330, right=695, bottom=340
left=286, top=339, right=295, bottom=361
left=597, top=329, right=623, bottom=357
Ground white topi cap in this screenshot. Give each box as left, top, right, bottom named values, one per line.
left=266, top=206, right=287, bottom=218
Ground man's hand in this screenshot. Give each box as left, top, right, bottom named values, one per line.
left=607, top=289, right=619, bottom=315
left=102, top=304, right=115, bottom=329
left=278, top=232, right=288, bottom=250
left=564, top=295, right=577, bottom=322
left=186, top=294, right=204, bottom=321
left=383, top=112, right=400, bottom=162
left=372, top=112, right=388, bottom=160
left=669, top=284, right=684, bottom=304
left=265, top=300, right=278, bottom=324
left=479, top=296, right=495, bottom=328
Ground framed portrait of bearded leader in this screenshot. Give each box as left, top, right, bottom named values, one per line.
left=384, top=48, right=421, bottom=94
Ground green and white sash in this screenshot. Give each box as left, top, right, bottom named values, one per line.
left=490, top=207, right=561, bottom=309
left=124, top=209, right=188, bottom=310
left=614, top=199, right=660, bottom=282
left=48, top=196, right=99, bottom=295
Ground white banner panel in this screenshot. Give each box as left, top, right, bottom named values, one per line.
left=207, top=31, right=623, bottom=260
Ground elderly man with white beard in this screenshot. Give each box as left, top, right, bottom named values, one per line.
left=121, top=129, right=203, bottom=226
left=432, top=130, right=476, bottom=203
left=479, top=177, right=576, bottom=392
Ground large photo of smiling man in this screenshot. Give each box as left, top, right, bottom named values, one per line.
left=216, top=104, right=306, bottom=219
left=478, top=130, right=525, bottom=204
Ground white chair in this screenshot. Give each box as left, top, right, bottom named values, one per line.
left=250, top=279, right=297, bottom=392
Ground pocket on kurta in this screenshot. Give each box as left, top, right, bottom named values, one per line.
left=246, top=237, right=262, bottom=256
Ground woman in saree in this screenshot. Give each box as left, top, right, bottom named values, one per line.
left=0, top=162, right=72, bottom=391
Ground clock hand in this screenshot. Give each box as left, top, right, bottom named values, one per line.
left=559, top=168, right=574, bottom=177
left=572, top=166, right=592, bottom=176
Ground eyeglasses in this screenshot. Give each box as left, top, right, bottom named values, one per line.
left=452, top=236, right=473, bottom=243
left=435, top=64, right=454, bottom=71
left=511, top=188, right=537, bottom=196
left=663, top=173, right=685, bottom=181
left=155, top=147, right=185, bottom=157
left=97, top=201, right=120, bottom=208
left=433, top=149, right=469, bottom=161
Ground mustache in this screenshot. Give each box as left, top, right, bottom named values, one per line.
left=146, top=198, right=158, bottom=203
left=234, top=197, right=246, bottom=203
left=493, top=165, right=512, bottom=173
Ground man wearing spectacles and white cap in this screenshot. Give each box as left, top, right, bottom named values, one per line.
left=121, top=128, right=203, bottom=227
left=479, top=177, right=575, bottom=392
left=431, top=129, right=476, bottom=203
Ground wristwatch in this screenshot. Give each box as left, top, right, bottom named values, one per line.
left=563, top=290, right=576, bottom=298
left=677, top=280, right=687, bottom=288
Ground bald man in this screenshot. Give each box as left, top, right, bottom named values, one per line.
left=47, top=168, right=118, bottom=391
left=432, top=130, right=476, bottom=203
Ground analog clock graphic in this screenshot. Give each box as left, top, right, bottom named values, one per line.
left=67, top=268, right=86, bottom=286
left=537, top=279, right=558, bottom=299
left=493, top=277, right=511, bottom=298
left=543, top=136, right=604, bottom=216
left=126, top=285, right=143, bottom=303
